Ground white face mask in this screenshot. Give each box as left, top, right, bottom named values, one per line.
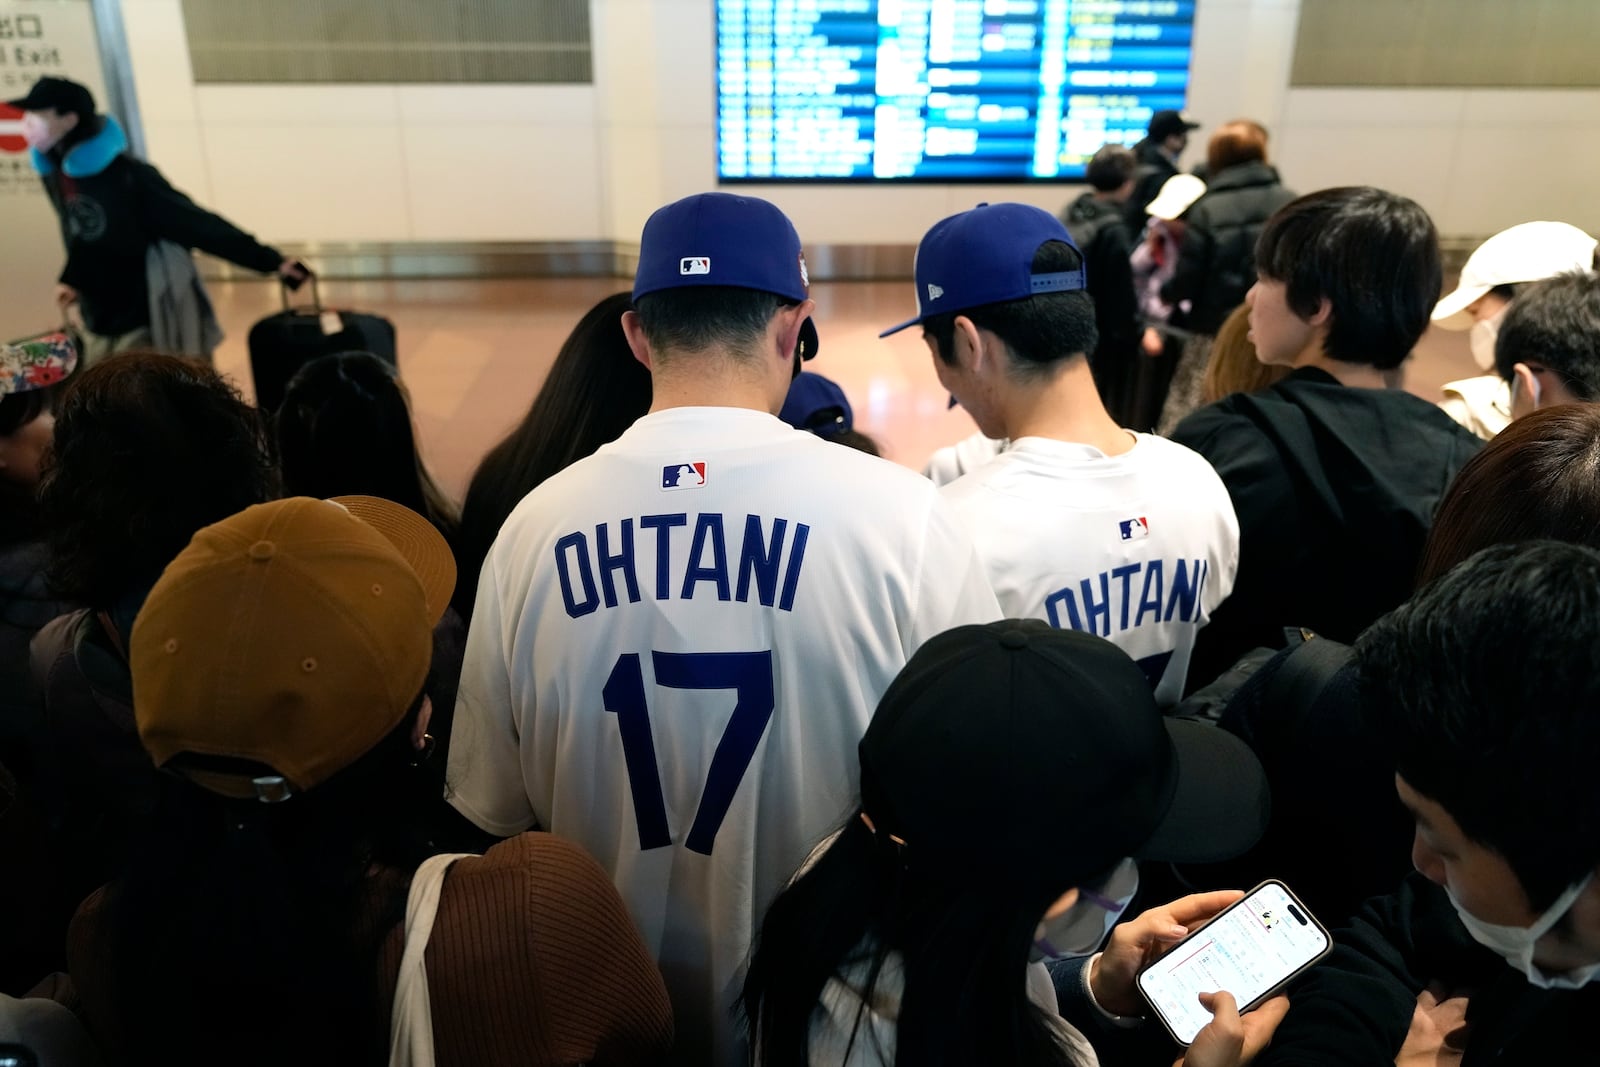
left=1469, top=305, right=1508, bottom=373
left=1031, top=858, right=1139, bottom=962
left=21, top=112, right=65, bottom=153
left=1448, top=874, right=1600, bottom=989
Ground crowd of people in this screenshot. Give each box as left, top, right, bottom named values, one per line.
left=2, top=90, right=1600, bottom=1067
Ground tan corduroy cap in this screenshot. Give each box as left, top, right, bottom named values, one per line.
left=130, top=496, right=456, bottom=801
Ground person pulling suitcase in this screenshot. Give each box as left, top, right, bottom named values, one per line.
left=11, top=77, right=309, bottom=366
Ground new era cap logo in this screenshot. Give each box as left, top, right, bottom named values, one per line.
left=1119, top=517, right=1150, bottom=541
left=661, top=462, right=707, bottom=490
left=927, top=283, right=944, bottom=301
left=681, top=257, right=711, bottom=276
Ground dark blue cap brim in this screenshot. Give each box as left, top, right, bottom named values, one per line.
left=879, top=314, right=923, bottom=338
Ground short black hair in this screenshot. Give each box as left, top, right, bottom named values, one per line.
left=921, top=241, right=1098, bottom=378
left=633, top=286, right=790, bottom=360
left=1255, top=186, right=1441, bottom=370
left=1357, top=540, right=1600, bottom=909
left=1086, top=145, right=1137, bottom=192
left=1493, top=271, right=1600, bottom=399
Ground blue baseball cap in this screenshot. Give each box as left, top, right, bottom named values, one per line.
left=633, top=192, right=819, bottom=359
left=880, top=203, right=1087, bottom=337
left=780, top=371, right=853, bottom=437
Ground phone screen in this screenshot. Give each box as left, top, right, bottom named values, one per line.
left=1137, top=881, right=1329, bottom=1045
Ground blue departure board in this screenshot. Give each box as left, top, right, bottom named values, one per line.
left=716, top=0, right=1197, bottom=182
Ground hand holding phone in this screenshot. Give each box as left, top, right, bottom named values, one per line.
left=1091, top=889, right=1246, bottom=1017
left=1137, top=881, right=1329, bottom=1047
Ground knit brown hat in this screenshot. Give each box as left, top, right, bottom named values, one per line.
left=131, top=495, right=455, bottom=800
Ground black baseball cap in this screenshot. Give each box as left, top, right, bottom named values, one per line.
left=1148, top=109, right=1200, bottom=141
left=7, top=76, right=95, bottom=117
left=858, top=621, right=1269, bottom=890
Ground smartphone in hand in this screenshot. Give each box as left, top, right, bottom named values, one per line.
left=1136, top=880, right=1331, bottom=1046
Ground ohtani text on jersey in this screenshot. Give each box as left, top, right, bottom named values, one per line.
left=1044, top=558, right=1211, bottom=635
left=554, top=513, right=810, bottom=619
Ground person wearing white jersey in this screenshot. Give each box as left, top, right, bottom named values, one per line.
left=882, top=203, right=1238, bottom=707
left=446, top=191, right=1000, bottom=1067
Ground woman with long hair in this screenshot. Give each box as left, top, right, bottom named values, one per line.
left=276, top=350, right=460, bottom=547
left=68, top=496, right=673, bottom=1066
left=454, top=291, right=650, bottom=620
left=276, top=350, right=470, bottom=765
left=743, top=621, right=1279, bottom=1067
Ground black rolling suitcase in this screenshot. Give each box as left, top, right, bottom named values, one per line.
left=247, top=276, right=397, bottom=412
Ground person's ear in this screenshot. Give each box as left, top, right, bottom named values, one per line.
left=774, top=298, right=816, bottom=364
left=60, top=110, right=80, bottom=133
left=953, top=315, right=988, bottom=374
left=621, top=310, right=654, bottom=371
left=1511, top=362, right=1542, bottom=413
left=1305, top=297, right=1333, bottom=330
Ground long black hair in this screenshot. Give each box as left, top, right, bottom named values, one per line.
left=453, top=291, right=650, bottom=619
left=742, top=816, right=1086, bottom=1067
left=276, top=351, right=460, bottom=548
left=99, top=700, right=439, bottom=1067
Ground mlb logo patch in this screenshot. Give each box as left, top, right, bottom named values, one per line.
left=661, top=462, right=708, bottom=490
left=680, top=257, right=711, bottom=276
left=1119, top=517, right=1150, bottom=541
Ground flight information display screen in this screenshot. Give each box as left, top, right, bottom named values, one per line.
left=716, top=0, right=1197, bottom=182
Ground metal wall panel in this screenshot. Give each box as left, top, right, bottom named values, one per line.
left=1292, top=0, right=1600, bottom=88
left=180, top=0, right=592, bottom=84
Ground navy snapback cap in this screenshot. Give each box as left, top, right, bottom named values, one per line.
left=779, top=371, right=853, bottom=436
left=880, top=203, right=1087, bottom=337
left=633, top=192, right=818, bottom=359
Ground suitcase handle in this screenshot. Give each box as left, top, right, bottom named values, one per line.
left=279, top=272, right=323, bottom=314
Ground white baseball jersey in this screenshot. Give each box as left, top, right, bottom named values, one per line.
left=923, top=430, right=1008, bottom=487
left=941, top=433, right=1238, bottom=706
left=448, top=406, right=1000, bottom=1067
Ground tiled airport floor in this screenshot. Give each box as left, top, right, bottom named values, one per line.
left=205, top=276, right=1479, bottom=501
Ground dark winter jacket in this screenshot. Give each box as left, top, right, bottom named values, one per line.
left=1124, top=139, right=1180, bottom=231
left=1160, top=160, right=1295, bottom=336
left=1256, top=873, right=1600, bottom=1066
left=1170, top=367, right=1482, bottom=689
left=1063, top=193, right=1140, bottom=421
left=35, top=117, right=282, bottom=336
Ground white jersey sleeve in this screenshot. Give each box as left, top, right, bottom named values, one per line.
left=447, top=548, right=538, bottom=837
left=922, top=432, right=1009, bottom=487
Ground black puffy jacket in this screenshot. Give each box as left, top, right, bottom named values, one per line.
left=1160, top=160, right=1295, bottom=336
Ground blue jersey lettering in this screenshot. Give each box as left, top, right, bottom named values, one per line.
left=596, top=518, right=642, bottom=609
left=682, top=513, right=732, bottom=602
left=641, top=513, right=688, bottom=600
left=556, top=531, right=600, bottom=618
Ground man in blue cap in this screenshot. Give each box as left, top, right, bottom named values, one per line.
left=884, top=202, right=1238, bottom=708
left=447, top=193, right=999, bottom=1066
